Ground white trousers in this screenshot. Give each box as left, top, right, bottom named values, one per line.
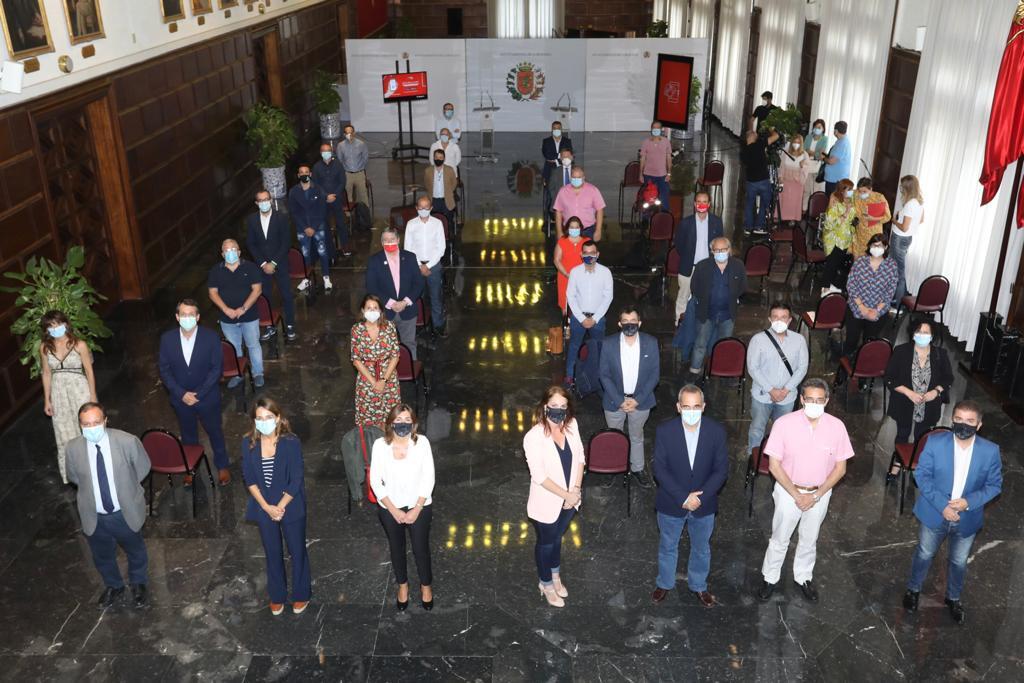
left=761, top=483, right=832, bottom=584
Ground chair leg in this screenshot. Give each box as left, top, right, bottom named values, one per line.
left=191, top=473, right=197, bottom=518
left=148, top=474, right=154, bottom=517
left=748, top=476, right=756, bottom=517
left=899, top=470, right=907, bottom=515
left=202, top=454, right=215, bottom=488
left=626, top=469, right=632, bottom=517
left=347, top=487, right=352, bottom=516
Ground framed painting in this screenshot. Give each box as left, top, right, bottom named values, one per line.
left=0, top=0, right=54, bottom=59
left=63, top=0, right=104, bottom=45
left=191, top=0, right=213, bottom=15
left=161, top=0, right=185, bottom=23
left=218, top=0, right=239, bottom=8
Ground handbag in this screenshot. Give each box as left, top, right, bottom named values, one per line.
left=815, top=143, right=835, bottom=184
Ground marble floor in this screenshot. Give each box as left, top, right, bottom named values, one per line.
left=2, top=127, right=1023, bottom=682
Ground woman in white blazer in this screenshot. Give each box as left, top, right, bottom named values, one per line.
left=523, top=385, right=586, bottom=607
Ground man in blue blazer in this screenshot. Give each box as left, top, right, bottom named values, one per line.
left=903, top=400, right=1003, bottom=624
left=365, top=227, right=425, bottom=360
left=246, top=189, right=296, bottom=341
left=600, top=305, right=660, bottom=489
left=541, top=122, right=573, bottom=185
left=652, top=384, right=728, bottom=608
left=157, top=299, right=230, bottom=484
left=673, top=192, right=724, bottom=323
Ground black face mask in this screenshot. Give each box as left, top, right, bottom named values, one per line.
left=545, top=407, right=567, bottom=424
left=299, top=174, right=311, bottom=183
left=434, top=158, right=444, bottom=167
left=621, top=323, right=639, bottom=337
left=392, top=422, right=413, bottom=437
left=951, top=421, right=977, bottom=441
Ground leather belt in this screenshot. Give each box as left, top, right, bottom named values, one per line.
left=795, top=485, right=819, bottom=492
left=623, top=393, right=635, bottom=399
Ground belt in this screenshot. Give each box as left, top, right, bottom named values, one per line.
left=794, top=485, right=819, bottom=492
left=623, top=393, right=635, bottom=399
left=582, top=312, right=594, bottom=317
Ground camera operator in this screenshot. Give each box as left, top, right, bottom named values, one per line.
left=741, top=127, right=781, bottom=236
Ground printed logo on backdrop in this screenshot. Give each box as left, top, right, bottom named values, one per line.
left=507, top=162, right=543, bottom=197
left=506, top=62, right=545, bottom=102
left=663, top=81, right=680, bottom=105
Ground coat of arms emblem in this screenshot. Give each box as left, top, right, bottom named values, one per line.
left=506, top=62, right=545, bottom=101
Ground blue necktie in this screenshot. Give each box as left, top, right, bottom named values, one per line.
left=563, top=167, right=569, bottom=186
left=96, top=444, right=115, bottom=513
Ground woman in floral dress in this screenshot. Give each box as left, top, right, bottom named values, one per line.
left=350, top=294, right=401, bottom=428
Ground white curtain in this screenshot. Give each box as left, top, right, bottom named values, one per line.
left=753, top=0, right=804, bottom=107
left=712, top=0, right=751, bottom=135
left=898, top=0, right=1024, bottom=349
left=811, top=0, right=895, bottom=179
left=690, top=0, right=714, bottom=38
left=653, top=0, right=687, bottom=37
left=528, top=0, right=558, bottom=37
left=491, top=0, right=526, bottom=38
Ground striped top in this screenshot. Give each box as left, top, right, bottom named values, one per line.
left=261, top=456, right=274, bottom=487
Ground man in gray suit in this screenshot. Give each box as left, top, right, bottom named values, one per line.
left=66, top=402, right=151, bottom=609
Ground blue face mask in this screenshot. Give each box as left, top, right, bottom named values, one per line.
left=651, top=129, right=662, bottom=136
left=257, top=200, right=272, bottom=213
left=254, top=418, right=277, bottom=436
left=440, top=134, right=450, bottom=143
left=568, top=227, right=581, bottom=238
left=224, top=249, right=240, bottom=264
left=582, top=255, right=597, bottom=265
left=321, top=151, right=332, bottom=162
left=681, top=409, right=702, bottom=426
left=48, top=324, right=67, bottom=339
left=813, top=127, right=823, bottom=136
left=444, top=110, right=453, bottom=119
left=570, top=177, right=584, bottom=188
left=913, top=333, right=932, bottom=347
left=713, top=251, right=729, bottom=263
left=82, top=425, right=105, bottom=443
left=552, top=129, right=562, bottom=137
left=178, top=316, right=198, bottom=332
left=392, top=422, right=413, bottom=437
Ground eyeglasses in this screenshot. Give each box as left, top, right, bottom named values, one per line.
left=802, top=397, right=828, bottom=405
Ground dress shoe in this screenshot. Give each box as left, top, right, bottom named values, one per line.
left=434, top=326, right=449, bottom=339
left=797, top=580, right=819, bottom=603
left=757, top=580, right=776, bottom=602
left=292, top=601, right=309, bottom=614
left=945, top=598, right=966, bottom=625
left=693, top=590, right=718, bottom=608
left=902, top=590, right=919, bottom=611
left=630, top=470, right=654, bottom=489
left=270, top=602, right=285, bottom=616
left=421, top=599, right=434, bottom=611
left=651, top=587, right=670, bottom=604
left=130, top=583, right=148, bottom=609
left=98, top=586, right=125, bottom=609
left=551, top=575, right=568, bottom=599
left=539, top=582, right=565, bottom=608
left=396, top=598, right=409, bottom=612
left=218, top=469, right=231, bottom=486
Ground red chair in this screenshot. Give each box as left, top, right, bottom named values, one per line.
left=415, top=298, right=431, bottom=331
left=618, top=160, right=643, bottom=224
left=744, top=433, right=772, bottom=517
left=390, top=205, right=418, bottom=232
left=647, top=211, right=675, bottom=265
left=744, top=243, right=773, bottom=295
left=256, top=294, right=284, bottom=359
left=805, top=191, right=829, bottom=244
left=785, top=225, right=827, bottom=285
left=396, top=343, right=429, bottom=413
left=835, top=338, right=893, bottom=411
left=895, top=275, right=950, bottom=345
left=221, top=339, right=253, bottom=409
left=695, top=159, right=725, bottom=210
left=142, top=428, right=215, bottom=517
left=586, top=428, right=632, bottom=516
left=704, top=337, right=747, bottom=414
left=887, top=427, right=951, bottom=514
left=288, top=247, right=317, bottom=299
left=798, top=293, right=848, bottom=360
left=662, top=246, right=681, bottom=299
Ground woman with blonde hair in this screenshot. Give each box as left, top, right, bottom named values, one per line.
left=889, top=174, right=924, bottom=306
left=778, top=133, right=811, bottom=223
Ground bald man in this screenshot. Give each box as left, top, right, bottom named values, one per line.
left=208, top=238, right=266, bottom=388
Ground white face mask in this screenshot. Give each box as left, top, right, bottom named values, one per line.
left=417, top=208, right=431, bottom=218
left=561, top=158, right=572, bottom=167
left=870, top=246, right=886, bottom=258
left=770, top=319, right=790, bottom=334
left=803, top=402, right=826, bottom=419
left=364, top=309, right=381, bottom=323
left=791, top=142, right=801, bottom=150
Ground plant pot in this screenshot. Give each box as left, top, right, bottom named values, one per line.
left=320, top=113, right=342, bottom=140
left=260, top=166, right=287, bottom=200
left=680, top=113, right=697, bottom=140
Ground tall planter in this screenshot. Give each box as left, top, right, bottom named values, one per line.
left=260, top=166, right=287, bottom=200
left=244, top=103, right=297, bottom=199
left=312, top=69, right=343, bottom=141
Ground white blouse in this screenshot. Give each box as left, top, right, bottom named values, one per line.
left=369, top=435, right=435, bottom=509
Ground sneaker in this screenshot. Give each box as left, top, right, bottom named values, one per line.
left=752, top=227, right=768, bottom=235
left=292, top=601, right=309, bottom=614
left=285, top=325, right=297, bottom=342
left=297, top=278, right=310, bottom=292
left=323, top=276, right=333, bottom=291
left=227, top=376, right=243, bottom=389
left=270, top=603, right=285, bottom=616
left=260, top=326, right=276, bottom=341
left=254, top=374, right=265, bottom=388
left=341, top=248, right=353, bottom=257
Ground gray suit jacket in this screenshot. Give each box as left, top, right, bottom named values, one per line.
left=66, top=428, right=151, bottom=535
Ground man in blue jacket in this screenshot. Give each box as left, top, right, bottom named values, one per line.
left=313, top=142, right=351, bottom=258
left=903, top=400, right=1003, bottom=625
left=651, top=384, right=728, bottom=608
left=364, top=228, right=425, bottom=360
left=246, top=189, right=296, bottom=341
left=673, top=192, right=724, bottom=323
left=287, top=164, right=331, bottom=292
left=599, top=305, right=660, bottom=489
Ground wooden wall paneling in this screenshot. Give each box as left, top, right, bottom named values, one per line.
left=871, top=47, right=919, bottom=211
left=796, top=22, right=819, bottom=122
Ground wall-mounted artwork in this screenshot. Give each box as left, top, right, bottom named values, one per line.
left=218, top=0, right=239, bottom=8
left=161, top=0, right=185, bottom=23
left=0, top=0, right=55, bottom=58
left=63, top=0, right=104, bottom=45
left=191, top=0, right=213, bottom=15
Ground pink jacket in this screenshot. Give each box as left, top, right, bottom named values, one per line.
left=524, top=420, right=586, bottom=523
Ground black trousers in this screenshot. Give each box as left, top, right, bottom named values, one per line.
left=378, top=504, right=433, bottom=586
left=896, top=416, right=934, bottom=444
left=843, top=315, right=887, bottom=357
left=821, top=247, right=850, bottom=290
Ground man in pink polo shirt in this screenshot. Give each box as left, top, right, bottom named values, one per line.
left=553, top=166, right=606, bottom=242
left=640, top=120, right=673, bottom=210
left=757, top=377, right=854, bottom=604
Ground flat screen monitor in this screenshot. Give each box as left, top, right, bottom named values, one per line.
left=383, top=71, right=429, bottom=103
left=653, top=54, right=694, bottom=129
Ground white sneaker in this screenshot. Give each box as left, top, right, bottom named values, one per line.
left=828, top=285, right=842, bottom=294
left=297, top=278, right=310, bottom=292
left=323, top=276, right=333, bottom=291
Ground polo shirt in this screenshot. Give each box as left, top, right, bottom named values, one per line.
left=207, top=260, right=262, bottom=323
left=553, top=182, right=606, bottom=227
left=764, top=410, right=855, bottom=487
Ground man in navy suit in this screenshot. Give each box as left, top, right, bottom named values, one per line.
left=599, top=305, right=660, bottom=489
left=364, top=227, right=425, bottom=360
left=903, top=400, right=1003, bottom=624
left=673, top=192, right=724, bottom=323
left=541, top=121, right=573, bottom=185
left=157, top=299, right=230, bottom=484
left=651, top=384, right=728, bottom=608
left=246, top=189, right=296, bottom=341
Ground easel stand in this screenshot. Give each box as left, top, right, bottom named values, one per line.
left=391, top=59, right=430, bottom=161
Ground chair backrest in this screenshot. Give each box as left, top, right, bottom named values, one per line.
left=792, top=225, right=809, bottom=259
left=915, top=275, right=950, bottom=308
left=701, top=159, right=725, bottom=185
left=815, top=292, right=848, bottom=326
left=288, top=247, right=307, bottom=279
left=806, top=191, right=828, bottom=220
left=744, top=243, right=772, bottom=276
left=220, top=339, right=241, bottom=376
left=142, top=429, right=189, bottom=472
left=431, top=212, right=451, bottom=241
left=665, top=247, right=682, bottom=277
left=708, top=337, right=746, bottom=377
left=622, top=160, right=642, bottom=187
left=911, top=427, right=952, bottom=469
left=586, top=429, right=630, bottom=474
left=391, top=206, right=417, bottom=232
left=396, top=343, right=416, bottom=381
left=851, top=338, right=892, bottom=378
left=416, top=298, right=430, bottom=327
left=752, top=432, right=772, bottom=475
left=256, top=294, right=274, bottom=326
left=648, top=211, right=675, bottom=242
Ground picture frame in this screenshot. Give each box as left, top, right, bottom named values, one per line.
left=218, top=0, right=239, bottom=8
left=0, top=0, right=55, bottom=59
left=190, top=0, right=213, bottom=16
left=63, top=0, right=105, bottom=45
left=161, top=0, right=185, bottom=23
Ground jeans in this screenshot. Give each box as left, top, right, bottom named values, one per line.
left=907, top=521, right=976, bottom=601
left=745, top=179, right=773, bottom=230
left=566, top=315, right=606, bottom=379
left=604, top=408, right=651, bottom=472
left=656, top=511, right=715, bottom=592
left=424, top=265, right=446, bottom=329
left=644, top=174, right=671, bottom=211
left=747, top=399, right=795, bottom=453
left=261, top=267, right=295, bottom=327
left=326, top=197, right=350, bottom=249
left=297, top=223, right=331, bottom=278
left=220, top=319, right=264, bottom=377
left=532, top=507, right=575, bottom=584
left=690, top=316, right=734, bottom=372
left=85, top=510, right=148, bottom=589
left=379, top=505, right=433, bottom=586
left=890, top=234, right=912, bottom=305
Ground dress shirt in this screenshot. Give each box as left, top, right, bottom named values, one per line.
left=180, top=329, right=197, bottom=366
left=553, top=182, right=606, bottom=227
left=369, top=435, right=436, bottom=508
left=683, top=422, right=700, bottom=469
left=260, top=212, right=271, bottom=238
left=566, top=263, right=613, bottom=324
left=846, top=257, right=898, bottom=319
left=764, top=411, right=855, bottom=487
left=432, top=168, right=445, bottom=198
left=951, top=438, right=975, bottom=500
left=428, top=141, right=461, bottom=171
left=404, top=216, right=446, bottom=269
left=693, top=214, right=710, bottom=266
left=620, top=334, right=641, bottom=394
left=746, top=330, right=809, bottom=404
left=436, top=116, right=462, bottom=141
left=87, top=432, right=122, bottom=514
left=337, top=138, right=369, bottom=172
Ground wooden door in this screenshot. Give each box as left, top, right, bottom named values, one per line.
left=871, top=47, right=919, bottom=210
left=253, top=28, right=285, bottom=107
left=796, top=22, right=820, bottom=122
left=742, top=7, right=762, bottom=133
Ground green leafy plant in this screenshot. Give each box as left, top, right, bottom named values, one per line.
left=243, top=102, right=298, bottom=168
left=646, top=19, right=669, bottom=38
left=760, top=103, right=804, bottom=137
left=669, top=156, right=697, bottom=196
left=689, top=77, right=702, bottom=116
left=1, top=246, right=112, bottom=379
left=395, top=17, right=415, bottom=39
left=311, top=69, right=342, bottom=116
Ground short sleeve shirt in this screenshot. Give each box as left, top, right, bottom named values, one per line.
left=640, top=137, right=671, bottom=177
left=740, top=139, right=769, bottom=182
left=207, top=261, right=262, bottom=323
left=824, top=136, right=851, bottom=183
left=553, top=182, right=606, bottom=227
left=763, top=410, right=854, bottom=487
left=894, top=198, right=922, bottom=238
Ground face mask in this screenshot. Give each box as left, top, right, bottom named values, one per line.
left=417, top=208, right=431, bottom=218
left=561, top=158, right=572, bottom=167
left=695, top=203, right=710, bottom=213
left=621, top=323, right=639, bottom=337
left=713, top=252, right=729, bottom=263
left=321, top=151, right=332, bottom=162
left=791, top=143, right=801, bottom=150
left=951, top=421, right=977, bottom=441
left=813, top=127, right=823, bottom=136
left=299, top=174, right=311, bottom=183
left=48, top=324, right=67, bottom=339
left=257, top=200, right=272, bottom=213
left=803, top=402, right=826, bottom=419
left=444, top=110, right=453, bottom=119
left=870, top=246, right=886, bottom=258
left=364, top=309, right=381, bottom=323
left=383, top=243, right=399, bottom=253
left=913, top=333, right=932, bottom=347
left=440, top=134, right=450, bottom=143
left=552, top=129, right=562, bottom=138
left=845, top=190, right=854, bottom=198
left=681, top=409, right=702, bottom=426
left=859, top=192, right=870, bottom=200
left=224, top=249, right=240, bottom=264
left=762, top=99, right=769, bottom=106
left=651, top=129, right=662, bottom=136
left=770, top=320, right=789, bottom=334
left=178, top=316, right=197, bottom=332
left=567, top=227, right=581, bottom=238
left=82, top=425, right=105, bottom=443
left=570, top=177, right=584, bottom=188
left=254, top=418, right=277, bottom=436
left=434, top=158, right=444, bottom=167
left=582, top=255, right=597, bottom=265
left=392, top=422, right=413, bottom=437
left=345, top=133, right=354, bottom=140
left=545, top=407, right=567, bottom=424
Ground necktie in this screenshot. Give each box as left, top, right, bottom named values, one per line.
left=563, top=167, right=569, bottom=185
left=96, top=444, right=115, bottom=513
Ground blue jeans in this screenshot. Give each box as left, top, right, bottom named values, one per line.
left=890, top=234, right=912, bottom=306
left=745, top=179, right=773, bottom=230
left=533, top=507, right=575, bottom=584
left=424, top=265, right=445, bottom=329
left=747, top=399, right=794, bottom=453
left=297, top=223, right=330, bottom=277
left=907, top=521, right=976, bottom=601
left=566, top=315, right=606, bottom=379
left=644, top=174, right=671, bottom=211
left=690, top=316, right=734, bottom=372
left=656, top=511, right=715, bottom=592
left=220, top=319, right=264, bottom=377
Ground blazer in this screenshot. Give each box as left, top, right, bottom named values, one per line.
left=287, top=182, right=327, bottom=230
left=653, top=416, right=729, bottom=518
left=423, top=164, right=457, bottom=211
left=541, top=135, right=573, bottom=182
left=241, top=434, right=307, bottom=523
left=157, top=326, right=223, bottom=407
left=913, top=432, right=1002, bottom=537
left=364, top=249, right=425, bottom=321
left=524, top=420, right=586, bottom=524
left=599, top=332, right=660, bottom=412
left=673, top=213, right=725, bottom=277
left=689, top=256, right=748, bottom=323
left=66, top=428, right=151, bottom=536
left=245, top=210, right=292, bottom=267
left=884, top=343, right=954, bottom=427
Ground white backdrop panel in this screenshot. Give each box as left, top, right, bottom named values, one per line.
left=584, top=38, right=709, bottom=132
left=347, top=40, right=467, bottom=134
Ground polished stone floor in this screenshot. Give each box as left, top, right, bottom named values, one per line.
left=2, top=127, right=1023, bottom=682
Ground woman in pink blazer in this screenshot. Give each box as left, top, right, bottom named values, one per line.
left=523, top=385, right=586, bottom=607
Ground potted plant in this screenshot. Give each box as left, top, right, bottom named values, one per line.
left=243, top=102, right=298, bottom=199
left=1, top=246, right=111, bottom=380
left=646, top=19, right=669, bottom=38
left=681, top=76, right=703, bottom=140
left=760, top=104, right=805, bottom=165
left=312, top=69, right=343, bottom=140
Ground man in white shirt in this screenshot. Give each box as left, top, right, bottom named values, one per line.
left=565, top=240, right=613, bottom=385
left=435, top=102, right=462, bottom=142
left=405, top=196, right=448, bottom=338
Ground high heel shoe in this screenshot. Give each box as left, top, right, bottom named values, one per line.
left=396, top=598, right=409, bottom=611
left=551, top=575, right=569, bottom=599
left=538, top=582, right=565, bottom=608
left=421, top=598, right=434, bottom=611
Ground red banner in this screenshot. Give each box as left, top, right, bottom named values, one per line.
left=653, top=54, right=694, bottom=129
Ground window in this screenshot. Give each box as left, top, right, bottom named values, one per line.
left=490, top=0, right=562, bottom=38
